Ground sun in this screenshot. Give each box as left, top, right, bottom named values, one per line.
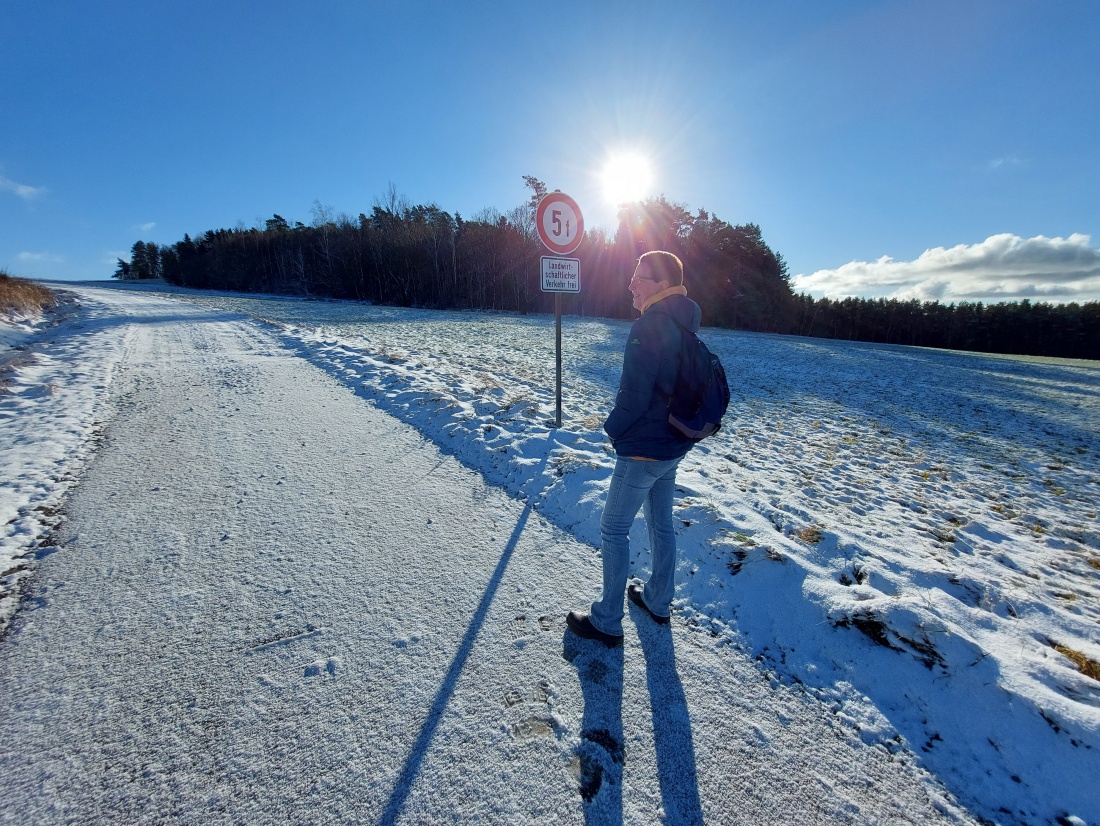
left=600, top=151, right=654, bottom=205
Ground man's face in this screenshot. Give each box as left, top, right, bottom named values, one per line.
left=629, top=261, right=667, bottom=311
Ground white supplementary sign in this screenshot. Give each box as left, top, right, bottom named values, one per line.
left=535, top=192, right=584, bottom=256
left=540, top=256, right=580, bottom=293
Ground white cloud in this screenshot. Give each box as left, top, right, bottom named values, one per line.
left=17, top=251, right=65, bottom=264
left=988, top=155, right=1025, bottom=171
left=793, top=234, right=1100, bottom=304
left=137, top=222, right=156, bottom=232
left=0, top=174, right=47, bottom=200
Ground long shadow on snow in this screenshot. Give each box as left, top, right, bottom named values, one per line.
left=377, top=489, right=541, bottom=824
left=558, top=603, right=705, bottom=826
left=634, top=612, right=705, bottom=826
left=563, top=634, right=625, bottom=825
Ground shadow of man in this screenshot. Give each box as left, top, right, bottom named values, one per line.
left=564, top=633, right=625, bottom=826
left=634, top=614, right=705, bottom=826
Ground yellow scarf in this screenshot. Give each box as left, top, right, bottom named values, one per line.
left=641, top=284, right=688, bottom=314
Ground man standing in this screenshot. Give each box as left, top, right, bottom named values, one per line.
left=567, top=251, right=701, bottom=647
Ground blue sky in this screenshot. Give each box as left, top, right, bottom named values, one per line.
left=3, top=0, right=1099, bottom=303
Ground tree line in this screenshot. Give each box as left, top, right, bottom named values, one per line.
left=789, top=293, right=1099, bottom=360
left=114, top=178, right=1099, bottom=360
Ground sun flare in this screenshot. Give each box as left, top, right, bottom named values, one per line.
left=601, top=152, right=654, bottom=205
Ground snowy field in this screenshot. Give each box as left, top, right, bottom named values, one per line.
left=2, top=281, right=1098, bottom=824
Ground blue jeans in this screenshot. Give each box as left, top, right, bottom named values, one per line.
left=590, top=455, right=683, bottom=636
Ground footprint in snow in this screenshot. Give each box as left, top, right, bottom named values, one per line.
left=570, top=729, right=624, bottom=802
left=511, top=613, right=556, bottom=644
left=304, top=657, right=340, bottom=678
left=504, top=679, right=560, bottom=740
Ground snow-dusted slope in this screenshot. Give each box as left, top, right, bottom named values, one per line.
left=1, top=293, right=130, bottom=622
left=2, top=283, right=1097, bottom=824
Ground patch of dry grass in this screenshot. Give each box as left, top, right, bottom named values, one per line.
left=0, top=270, right=56, bottom=317
left=1053, top=642, right=1100, bottom=682
left=797, top=526, right=824, bottom=543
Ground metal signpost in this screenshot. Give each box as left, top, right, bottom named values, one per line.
left=535, top=191, right=584, bottom=427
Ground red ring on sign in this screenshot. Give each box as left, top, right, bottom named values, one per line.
left=535, top=193, right=585, bottom=256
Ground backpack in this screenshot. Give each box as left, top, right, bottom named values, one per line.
left=666, top=323, right=730, bottom=441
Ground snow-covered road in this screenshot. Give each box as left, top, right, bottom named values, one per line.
left=0, top=288, right=980, bottom=824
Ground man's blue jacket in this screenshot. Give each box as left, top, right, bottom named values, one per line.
left=603, top=288, right=702, bottom=460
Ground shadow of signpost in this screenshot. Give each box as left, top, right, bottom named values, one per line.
left=377, top=501, right=532, bottom=826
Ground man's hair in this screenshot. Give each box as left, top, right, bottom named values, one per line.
left=638, top=250, right=684, bottom=286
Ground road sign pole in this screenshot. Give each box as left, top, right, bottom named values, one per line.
left=555, top=292, right=562, bottom=428
left=535, top=192, right=584, bottom=430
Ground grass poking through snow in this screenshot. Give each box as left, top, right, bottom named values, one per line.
left=0, top=270, right=56, bottom=318
left=1053, top=643, right=1100, bottom=682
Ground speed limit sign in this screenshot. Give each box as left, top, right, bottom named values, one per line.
left=535, top=192, right=584, bottom=256
left=533, top=191, right=583, bottom=428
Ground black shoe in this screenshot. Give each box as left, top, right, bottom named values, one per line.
left=628, top=584, right=670, bottom=625
left=566, top=611, right=623, bottom=647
